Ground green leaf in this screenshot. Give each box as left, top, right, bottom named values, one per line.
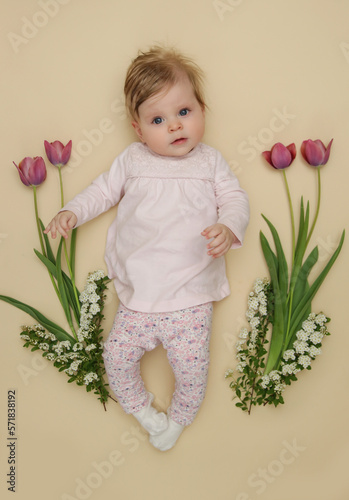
left=294, top=197, right=305, bottom=257
left=70, top=228, right=77, bottom=279
left=260, top=231, right=278, bottom=287
left=34, top=249, right=57, bottom=276
left=291, top=246, right=318, bottom=317
left=34, top=250, right=80, bottom=324
left=287, top=230, right=345, bottom=347
left=260, top=232, right=285, bottom=374
left=261, top=215, right=288, bottom=304
left=0, top=295, right=75, bottom=342
left=34, top=249, right=80, bottom=296
left=290, top=200, right=310, bottom=292
left=39, top=219, right=56, bottom=264
left=56, top=237, right=75, bottom=333
left=62, top=274, right=80, bottom=324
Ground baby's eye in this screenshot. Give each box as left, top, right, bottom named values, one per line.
left=179, top=108, right=189, bottom=116
left=152, top=117, right=163, bottom=124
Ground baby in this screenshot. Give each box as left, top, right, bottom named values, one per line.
left=45, top=46, right=249, bottom=451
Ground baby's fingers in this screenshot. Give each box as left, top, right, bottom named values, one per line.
left=201, top=225, right=221, bottom=240
left=44, top=221, right=57, bottom=239
left=208, top=242, right=227, bottom=258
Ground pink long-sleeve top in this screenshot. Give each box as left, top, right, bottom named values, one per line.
left=63, top=142, right=249, bottom=312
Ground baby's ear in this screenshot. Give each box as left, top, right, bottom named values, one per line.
left=131, top=121, right=144, bottom=142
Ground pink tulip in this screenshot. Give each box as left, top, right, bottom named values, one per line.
left=262, top=142, right=296, bottom=170
left=44, top=140, right=72, bottom=167
left=301, top=139, right=333, bottom=167
left=13, top=156, right=47, bottom=187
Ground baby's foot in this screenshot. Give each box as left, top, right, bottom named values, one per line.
left=149, top=418, right=184, bottom=451
left=132, top=393, right=168, bottom=436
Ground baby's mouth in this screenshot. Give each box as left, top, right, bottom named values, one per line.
left=171, top=138, right=187, bottom=145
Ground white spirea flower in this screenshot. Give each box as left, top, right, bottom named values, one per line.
left=293, top=340, right=308, bottom=354
left=88, top=270, right=105, bottom=281
left=260, top=375, right=270, bottom=388
left=86, top=283, right=97, bottom=294
left=249, top=317, right=260, bottom=328
left=309, top=345, right=322, bottom=358
left=245, top=310, right=255, bottom=320
left=89, top=303, right=100, bottom=315
left=315, top=313, right=327, bottom=326
left=236, top=361, right=247, bottom=372
left=39, top=343, right=49, bottom=351
left=282, top=362, right=297, bottom=375
left=88, top=293, right=100, bottom=304
left=85, top=344, right=97, bottom=352
left=70, top=360, right=82, bottom=371
left=274, top=383, right=286, bottom=394
left=283, top=349, right=296, bottom=361
left=296, top=330, right=310, bottom=342
left=235, top=340, right=245, bottom=352
left=248, top=296, right=259, bottom=311
left=60, top=341, right=71, bottom=350
left=79, top=291, right=89, bottom=303
left=239, top=328, right=249, bottom=339
left=236, top=352, right=246, bottom=361
left=298, top=355, right=312, bottom=368
left=84, top=372, right=99, bottom=385
left=269, top=370, right=281, bottom=382
left=254, top=278, right=266, bottom=294
left=302, top=319, right=316, bottom=334
left=73, top=342, right=84, bottom=351
left=259, top=305, right=267, bottom=316
left=309, top=331, right=324, bottom=345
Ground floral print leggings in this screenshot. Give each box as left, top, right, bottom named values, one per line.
left=103, top=302, right=213, bottom=426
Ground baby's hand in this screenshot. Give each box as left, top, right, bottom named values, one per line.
left=201, top=223, right=236, bottom=258
left=44, top=211, right=77, bottom=239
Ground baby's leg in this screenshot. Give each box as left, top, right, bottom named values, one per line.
left=103, top=305, right=168, bottom=435
left=150, top=303, right=213, bottom=451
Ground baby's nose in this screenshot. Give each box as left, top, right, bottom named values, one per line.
left=169, top=119, right=182, bottom=132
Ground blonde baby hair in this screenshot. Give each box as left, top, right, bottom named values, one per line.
left=124, top=45, right=206, bottom=119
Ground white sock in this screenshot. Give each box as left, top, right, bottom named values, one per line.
left=132, top=393, right=168, bottom=436
left=149, top=418, right=185, bottom=451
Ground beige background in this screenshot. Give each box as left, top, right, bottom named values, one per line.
left=1, top=1, right=349, bottom=499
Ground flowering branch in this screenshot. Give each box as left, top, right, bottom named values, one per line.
left=227, top=139, right=344, bottom=413
left=1, top=139, right=117, bottom=408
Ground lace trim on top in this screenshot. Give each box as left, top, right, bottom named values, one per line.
left=126, top=143, right=216, bottom=180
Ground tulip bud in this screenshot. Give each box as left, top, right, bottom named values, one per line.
left=44, top=140, right=72, bottom=167
left=262, top=143, right=296, bottom=169
left=301, top=139, right=333, bottom=167
left=13, top=156, right=47, bottom=187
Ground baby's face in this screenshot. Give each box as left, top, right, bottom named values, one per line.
left=131, top=76, right=205, bottom=157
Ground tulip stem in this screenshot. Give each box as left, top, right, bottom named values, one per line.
left=63, top=240, right=80, bottom=315
left=33, top=187, right=46, bottom=257
left=282, top=170, right=295, bottom=266
left=33, top=187, right=61, bottom=301
left=306, top=167, right=321, bottom=247
left=58, top=165, right=80, bottom=315
left=58, top=165, right=64, bottom=207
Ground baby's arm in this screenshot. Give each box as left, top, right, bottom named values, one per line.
left=44, top=211, right=77, bottom=239
left=202, top=150, right=249, bottom=258
left=201, top=224, right=237, bottom=258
